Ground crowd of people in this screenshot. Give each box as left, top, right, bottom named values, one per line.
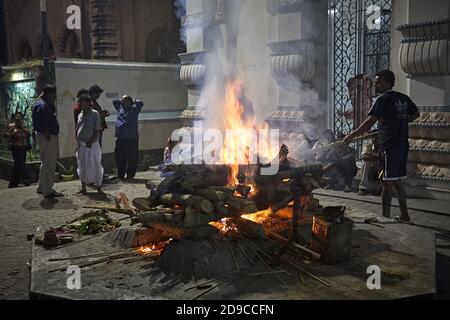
left=5, top=69, right=418, bottom=222
left=8, top=83, right=144, bottom=198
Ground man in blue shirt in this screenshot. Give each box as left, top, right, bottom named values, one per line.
left=32, top=85, right=63, bottom=198
left=113, top=96, right=144, bottom=180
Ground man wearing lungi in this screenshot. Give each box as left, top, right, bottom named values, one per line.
left=75, top=94, right=105, bottom=195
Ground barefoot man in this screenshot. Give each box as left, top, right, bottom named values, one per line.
left=75, top=94, right=105, bottom=195
left=343, top=70, right=420, bottom=222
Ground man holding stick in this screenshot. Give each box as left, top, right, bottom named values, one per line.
left=343, top=70, right=420, bottom=222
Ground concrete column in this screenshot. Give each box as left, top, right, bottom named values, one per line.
left=392, top=0, right=450, bottom=106
left=179, top=0, right=208, bottom=117
left=267, top=0, right=328, bottom=134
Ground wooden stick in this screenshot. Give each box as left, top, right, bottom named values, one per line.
left=303, top=132, right=379, bottom=159
left=209, top=238, right=218, bottom=251
left=273, top=197, right=301, bottom=262
left=48, top=251, right=139, bottom=273
left=230, top=248, right=239, bottom=271
left=236, top=241, right=253, bottom=266
left=297, top=272, right=306, bottom=286
left=49, top=249, right=132, bottom=262
left=192, top=282, right=223, bottom=300
left=185, top=278, right=220, bottom=292
left=249, top=243, right=288, bottom=273
left=159, top=194, right=214, bottom=214
left=122, top=255, right=157, bottom=265
left=248, top=270, right=287, bottom=277
left=237, top=237, right=287, bottom=286
left=268, top=231, right=321, bottom=260
left=271, top=195, right=295, bottom=213
left=282, top=258, right=330, bottom=287
left=313, top=132, right=379, bottom=153
left=83, top=205, right=134, bottom=215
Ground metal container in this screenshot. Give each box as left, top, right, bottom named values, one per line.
left=43, top=230, right=59, bottom=248
left=311, top=215, right=353, bottom=264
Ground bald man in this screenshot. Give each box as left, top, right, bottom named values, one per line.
left=113, top=96, right=144, bottom=180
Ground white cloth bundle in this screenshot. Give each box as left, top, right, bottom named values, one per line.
left=76, top=142, right=104, bottom=187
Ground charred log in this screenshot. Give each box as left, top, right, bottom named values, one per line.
left=159, top=194, right=214, bottom=214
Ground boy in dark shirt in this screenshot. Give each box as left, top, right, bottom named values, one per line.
left=343, top=70, right=420, bottom=222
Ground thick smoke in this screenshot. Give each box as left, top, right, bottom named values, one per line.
left=173, top=0, right=187, bottom=44
left=173, top=0, right=186, bottom=18
left=181, top=0, right=328, bottom=161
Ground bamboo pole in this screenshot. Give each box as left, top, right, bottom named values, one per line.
left=267, top=231, right=321, bottom=260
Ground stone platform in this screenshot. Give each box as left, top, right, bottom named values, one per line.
left=2, top=169, right=449, bottom=300
left=30, top=215, right=436, bottom=300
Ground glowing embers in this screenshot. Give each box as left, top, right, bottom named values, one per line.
left=241, top=209, right=272, bottom=225
left=136, top=238, right=174, bottom=256
left=209, top=218, right=238, bottom=235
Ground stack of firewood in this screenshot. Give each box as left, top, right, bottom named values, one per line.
left=133, top=164, right=260, bottom=229
left=132, top=163, right=328, bottom=232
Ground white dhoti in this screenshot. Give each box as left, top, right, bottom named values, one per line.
left=76, top=142, right=104, bottom=187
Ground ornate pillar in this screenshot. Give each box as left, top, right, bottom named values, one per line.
left=397, top=20, right=450, bottom=197
left=178, top=51, right=208, bottom=126
left=266, top=0, right=328, bottom=143
left=398, top=19, right=450, bottom=77
left=177, top=0, right=208, bottom=127
left=178, top=0, right=231, bottom=127
left=91, top=0, right=119, bottom=60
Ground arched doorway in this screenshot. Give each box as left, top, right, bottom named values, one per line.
left=145, top=28, right=186, bottom=63
left=59, top=29, right=82, bottom=58
left=37, top=33, right=56, bottom=59
left=17, top=39, right=33, bottom=61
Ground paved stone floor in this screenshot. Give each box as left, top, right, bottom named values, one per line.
left=1, top=170, right=449, bottom=300
left=0, top=179, right=9, bottom=190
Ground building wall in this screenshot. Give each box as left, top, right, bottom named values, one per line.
left=391, top=0, right=450, bottom=105
left=2, top=0, right=185, bottom=64
left=54, top=59, right=187, bottom=160
left=118, top=0, right=183, bottom=62
left=236, top=0, right=277, bottom=121
left=180, top=0, right=328, bottom=140
left=3, top=0, right=83, bottom=63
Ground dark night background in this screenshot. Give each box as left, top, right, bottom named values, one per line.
left=0, top=0, right=8, bottom=65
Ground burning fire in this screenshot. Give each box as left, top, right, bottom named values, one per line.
left=209, top=218, right=238, bottom=234
left=242, top=209, right=272, bottom=224
left=136, top=238, right=174, bottom=256
left=220, top=80, right=278, bottom=186
left=209, top=210, right=272, bottom=235
left=208, top=80, right=282, bottom=233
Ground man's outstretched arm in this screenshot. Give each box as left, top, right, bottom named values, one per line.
left=343, top=116, right=377, bottom=144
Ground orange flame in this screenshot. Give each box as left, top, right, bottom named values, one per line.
left=241, top=209, right=272, bottom=224
left=220, top=80, right=278, bottom=186
left=136, top=238, right=173, bottom=256
left=209, top=218, right=237, bottom=234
